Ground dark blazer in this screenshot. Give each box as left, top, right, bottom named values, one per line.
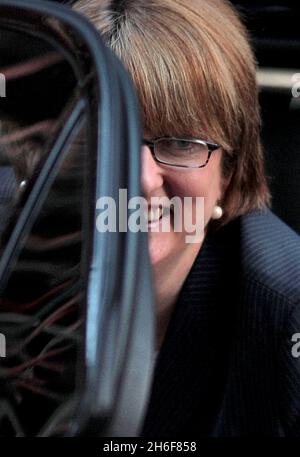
left=141, top=208, right=300, bottom=437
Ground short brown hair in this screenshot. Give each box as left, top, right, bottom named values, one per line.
left=74, top=0, right=271, bottom=226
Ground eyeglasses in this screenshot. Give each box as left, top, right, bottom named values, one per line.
left=142, top=137, right=221, bottom=168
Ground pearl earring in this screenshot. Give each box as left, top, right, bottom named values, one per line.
left=211, top=205, right=223, bottom=220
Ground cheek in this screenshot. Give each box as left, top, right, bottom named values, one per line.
left=167, top=168, right=222, bottom=225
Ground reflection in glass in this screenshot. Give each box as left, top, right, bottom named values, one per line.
left=0, top=29, right=88, bottom=436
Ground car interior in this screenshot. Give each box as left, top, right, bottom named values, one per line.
left=0, top=0, right=154, bottom=437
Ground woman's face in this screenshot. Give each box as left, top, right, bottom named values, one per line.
left=141, top=143, right=224, bottom=267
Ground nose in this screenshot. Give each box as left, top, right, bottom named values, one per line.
left=141, top=145, right=165, bottom=197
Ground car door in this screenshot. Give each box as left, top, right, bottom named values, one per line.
left=0, top=0, right=154, bottom=437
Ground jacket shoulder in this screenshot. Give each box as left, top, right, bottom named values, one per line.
left=239, top=208, right=300, bottom=305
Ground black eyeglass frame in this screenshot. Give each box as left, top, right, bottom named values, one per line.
left=143, top=137, right=221, bottom=168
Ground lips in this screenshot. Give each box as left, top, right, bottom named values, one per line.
left=147, top=206, right=164, bottom=223
left=145, top=206, right=174, bottom=230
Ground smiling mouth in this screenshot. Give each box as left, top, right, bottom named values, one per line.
left=145, top=206, right=174, bottom=227
left=147, top=206, right=164, bottom=224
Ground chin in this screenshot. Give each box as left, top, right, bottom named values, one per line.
left=148, top=229, right=183, bottom=267
left=148, top=234, right=168, bottom=266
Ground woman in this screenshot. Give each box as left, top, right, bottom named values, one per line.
left=74, top=0, right=300, bottom=436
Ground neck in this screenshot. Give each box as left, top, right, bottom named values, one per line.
left=153, top=241, right=203, bottom=351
